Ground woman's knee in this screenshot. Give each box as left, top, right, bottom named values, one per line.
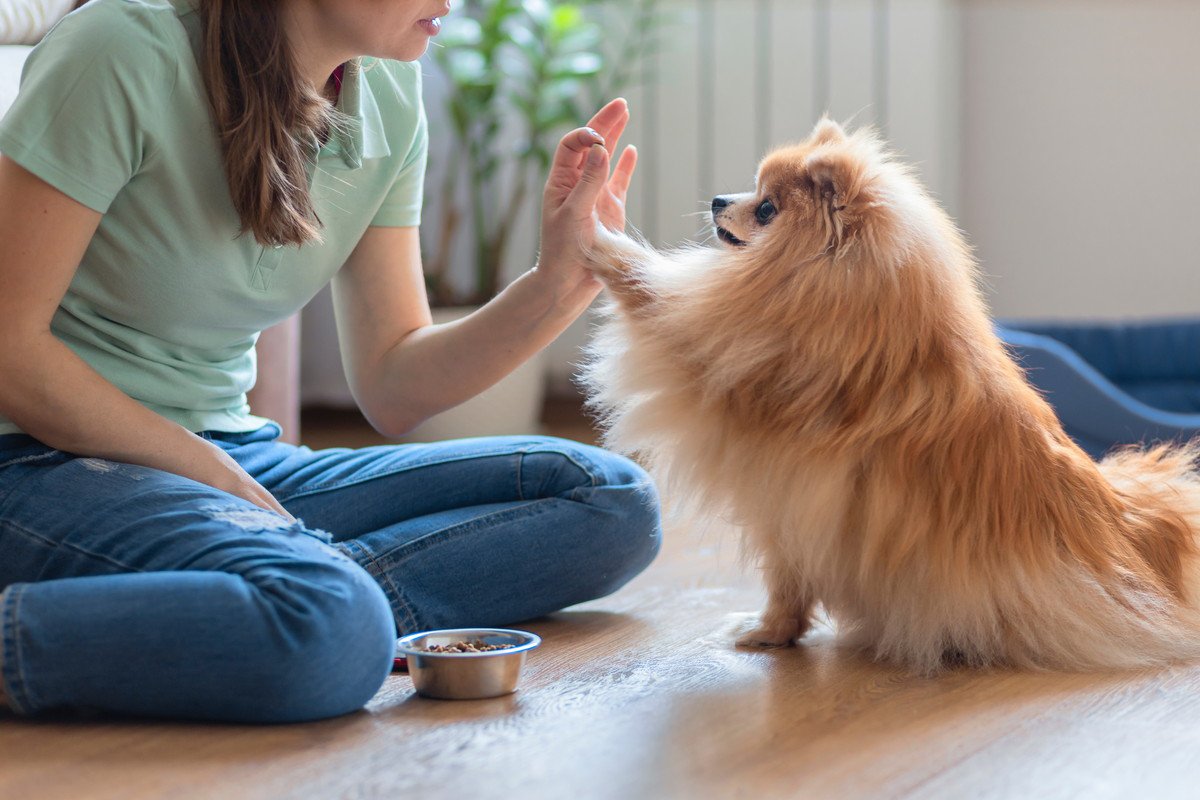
left=594, top=476, right=663, bottom=593
left=238, top=550, right=396, bottom=722
left=553, top=443, right=664, bottom=588
left=578, top=442, right=661, bottom=522
left=519, top=437, right=655, bottom=498
left=493, top=438, right=663, bottom=603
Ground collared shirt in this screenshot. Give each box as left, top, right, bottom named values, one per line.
left=0, top=0, right=428, bottom=436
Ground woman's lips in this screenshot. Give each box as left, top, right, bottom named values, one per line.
left=417, top=17, right=442, bottom=36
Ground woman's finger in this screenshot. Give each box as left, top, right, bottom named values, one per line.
left=608, top=145, right=638, bottom=201
left=544, top=100, right=631, bottom=210
left=551, top=100, right=628, bottom=184
left=258, top=487, right=296, bottom=521
left=565, top=144, right=611, bottom=218
left=597, top=104, right=630, bottom=160
left=550, top=126, right=605, bottom=172
left=545, top=126, right=607, bottom=203
left=585, top=97, right=628, bottom=150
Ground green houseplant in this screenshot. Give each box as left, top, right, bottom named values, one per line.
left=424, top=0, right=658, bottom=306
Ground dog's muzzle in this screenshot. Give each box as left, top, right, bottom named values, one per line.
left=711, top=196, right=747, bottom=246
left=716, top=226, right=747, bottom=246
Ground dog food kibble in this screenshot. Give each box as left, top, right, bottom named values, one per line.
left=422, top=639, right=516, bottom=653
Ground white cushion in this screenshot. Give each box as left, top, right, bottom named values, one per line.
left=0, top=0, right=75, bottom=45
left=0, top=44, right=32, bottom=122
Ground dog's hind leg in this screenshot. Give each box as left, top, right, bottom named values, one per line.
left=736, top=550, right=814, bottom=648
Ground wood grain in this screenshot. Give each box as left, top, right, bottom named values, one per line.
left=4, top=515, right=1200, bottom=799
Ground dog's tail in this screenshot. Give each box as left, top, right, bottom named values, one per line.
left=950, top=438, right=1200, bottom=674
left=1099, top=440, right=1200, bottom=593
left=1089, top=439, right=1200, bottom=661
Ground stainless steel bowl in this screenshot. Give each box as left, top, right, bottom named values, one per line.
left=395, top=628, right=541, bottom=700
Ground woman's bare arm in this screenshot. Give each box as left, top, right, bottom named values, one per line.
left=331, top=225, right=601, bottom=437
left=333, top=100, right=637, bottom=437
left=0, top=156, right=292, bottom=517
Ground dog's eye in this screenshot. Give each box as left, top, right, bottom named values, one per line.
left=755, top=199, right=777, bottom=224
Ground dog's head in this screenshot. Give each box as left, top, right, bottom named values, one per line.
left=703, top=116, right=984, bottom=367
left=711, top=117, right=903, bottom=260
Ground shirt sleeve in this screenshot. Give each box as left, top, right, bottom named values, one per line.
left=0, top=3, right=176, bottom=213
left=370, top=61, right=429, bottom=228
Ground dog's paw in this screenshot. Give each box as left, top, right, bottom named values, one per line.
left=584, top=224, right=646, bottom=276
left=735, top=619, right=804, bottom=649
left=736, top=630, right=795, bottom=648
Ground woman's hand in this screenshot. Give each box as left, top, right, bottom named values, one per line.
left=535, top=98, right=638, bottom=306
left=188, top=438, right=296, bottom=521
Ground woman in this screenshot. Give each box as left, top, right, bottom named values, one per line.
left=0, top=0, right=659, bottom=723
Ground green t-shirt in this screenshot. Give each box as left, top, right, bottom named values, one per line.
left=0, top=0, right=428, bottom=436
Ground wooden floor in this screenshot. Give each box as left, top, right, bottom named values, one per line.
left=4, top=401, right=1200, bottom=799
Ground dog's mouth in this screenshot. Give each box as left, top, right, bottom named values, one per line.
left=716, top=227, right=747, bottom=247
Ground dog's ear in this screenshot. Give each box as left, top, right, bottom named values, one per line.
left=803, top=149, right=862, bottom=213
left=810, top=117, right=846, bottom=146
left=802, top=149, right=871, bottom=251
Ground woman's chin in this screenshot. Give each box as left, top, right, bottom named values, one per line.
left=369, top=35, right=432, bottom=63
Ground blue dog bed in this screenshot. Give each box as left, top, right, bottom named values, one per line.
left=996, top=319, right=1200, bottom=459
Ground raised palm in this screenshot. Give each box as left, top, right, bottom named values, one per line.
left=543, top=98, right=637, bottom=234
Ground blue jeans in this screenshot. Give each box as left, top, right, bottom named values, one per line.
left=0, top=421, right=661, bottom=723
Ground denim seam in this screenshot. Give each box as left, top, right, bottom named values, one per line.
left=504, top=444, right=603, bottom=503
left=273, top=450, right=527, bottom=502
left=553, top=449, right=602, bottom=490
left=339, top=540, right=420, bottom=632
left=514, top=445, right=599, bottom=502
left=557, top=449, right=600, bottom=502
left=1, top=585, right=31, bottom=715
left=274, top=444, right=603, bottom=504
left=515, top=451, right=525, bottom=501
left=0, top=451, right=60, bottom=470
left=369, top=498, right=552, bottom=565
left=0, top=518, right=149, bottom=575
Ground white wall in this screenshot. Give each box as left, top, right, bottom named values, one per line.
left=960, top=0, right=1200, bottom=320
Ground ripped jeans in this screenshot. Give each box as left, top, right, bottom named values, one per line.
left=0, top=421, right=661, bottom=723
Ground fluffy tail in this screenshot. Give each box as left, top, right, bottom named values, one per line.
left=867, top=438, right=1200, bottom=674
left=1099, top=441, right=1200, bottom=607
left=1033, top=440, right=1200, bottom=671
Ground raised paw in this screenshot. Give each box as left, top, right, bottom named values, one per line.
left=584, top=224, right=645, bottom=275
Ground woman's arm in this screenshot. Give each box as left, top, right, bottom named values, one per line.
left=333, top=100, right=637, bottom=437
left=332, top=225, right=599, bottom=436
left=0, top=156, right=293, bottom=518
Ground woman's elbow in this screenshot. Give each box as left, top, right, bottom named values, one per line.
left=360, top=402, right=427, bottom=440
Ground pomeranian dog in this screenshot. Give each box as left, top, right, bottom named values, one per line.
left=578, top=117, right=1200, bottom=673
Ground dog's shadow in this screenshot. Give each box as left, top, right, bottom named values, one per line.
left=636, top=609, right=1153, bottom=789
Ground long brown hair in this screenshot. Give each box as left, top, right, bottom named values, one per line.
left=198, top=0, right=343, bottom=247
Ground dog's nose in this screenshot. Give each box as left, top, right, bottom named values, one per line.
left=711, top=196, right=731, bottom=213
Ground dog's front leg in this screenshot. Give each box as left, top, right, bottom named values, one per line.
left=736, top=549, right=814, bottom=648
left=582, top=224, right=658, bottom=313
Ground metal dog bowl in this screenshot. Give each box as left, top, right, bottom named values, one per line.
left=395, top=628, right=541, bottom=700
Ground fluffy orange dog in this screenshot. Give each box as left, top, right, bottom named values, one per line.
left=579, top=118, right=1200, bottom=673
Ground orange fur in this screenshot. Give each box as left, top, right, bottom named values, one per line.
left=580, top=119, right=1200, bottom=673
